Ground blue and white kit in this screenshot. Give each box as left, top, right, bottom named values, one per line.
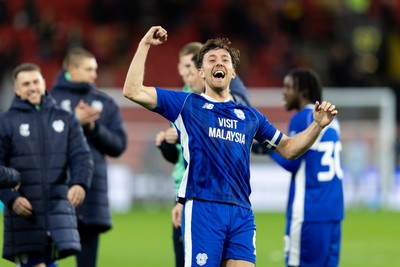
left=154, top=88, right=282, bottom=209
left=270, top=104, right=344, bottom=267
left=153, top=87, right=282, bottom=265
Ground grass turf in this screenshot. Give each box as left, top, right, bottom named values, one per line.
left=0, top=209, right=399, bottom=266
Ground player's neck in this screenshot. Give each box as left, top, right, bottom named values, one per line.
left=204, top=87, right=230, bottom=102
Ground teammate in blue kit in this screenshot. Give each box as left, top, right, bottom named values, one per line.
left=123, top=26, right=338, bottom=267
left=258, top=68, right=344, bottom=267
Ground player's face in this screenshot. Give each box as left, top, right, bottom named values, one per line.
left=187, top=60, right=204, bottom=94
left=178, top=54, right=193, bottom=86
left=199, top=48, right=236, bottom=92
left=14, top=70, right=46, bottom=105
left=69, top=57, right=98, bottom=84
left=282, top=75, right=300, bottom=111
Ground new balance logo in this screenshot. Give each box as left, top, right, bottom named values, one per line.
left=202, top=103, right=214, bottom=110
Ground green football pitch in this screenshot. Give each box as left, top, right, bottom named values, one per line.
left=0, top=209, right=399, bottom=266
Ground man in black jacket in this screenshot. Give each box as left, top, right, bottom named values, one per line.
left=0, top=63, right=93, bottom=267
left=51, top=48, right=127, bottom=267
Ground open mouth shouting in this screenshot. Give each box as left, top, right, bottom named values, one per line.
left=213, top=70, right=226, bottom=79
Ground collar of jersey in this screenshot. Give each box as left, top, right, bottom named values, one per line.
left=305, top=103, right=315, bottom=110
left=201, top=93, right=231, bottom=103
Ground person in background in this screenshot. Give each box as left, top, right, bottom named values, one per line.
left=123, top=26, right=338, bottom=267
left=0, top=63, right=93, bottom=267
left=254, top=68, right=344, bottom=267
left=50, top=48, right=127, bottom=267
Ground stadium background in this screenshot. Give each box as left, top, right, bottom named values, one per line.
left=0, top=0, right=400, bottom=266
left=2, top=0, right=400, bottom=90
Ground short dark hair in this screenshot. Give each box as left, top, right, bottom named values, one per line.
left=195, top=38, right=240, bottom=69
left=63, top=47, right=95, bottom=70
left=287, top=68, right=322, bottom=102
left=12, top=63, right=41, bottom=80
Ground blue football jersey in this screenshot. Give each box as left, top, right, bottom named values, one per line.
left=271, top=104, right=344, bottom=221
left=153, top=88, right=283, bottom=209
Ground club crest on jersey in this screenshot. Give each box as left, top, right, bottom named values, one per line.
left=19, top=124, right=30, bottom=137
left=202, top=103, right=214, bottom=110
left=91, top=100, right=103, bottom=111
left=196, top=253, right=208, bottom=266
left=234, top=109, right=245, bottom=120
left=52, top=120, right=65, bottom=133
left=60, top=99, right=72, bottom=112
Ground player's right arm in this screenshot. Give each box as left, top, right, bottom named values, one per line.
left=123, top=26, right=168, bottom=110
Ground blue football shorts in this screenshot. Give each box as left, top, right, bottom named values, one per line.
left=15, top=238, right=58, bottom=267
left=182, top=199, right=256, bottom=266
left=15, top=253, right=57, bottom=267
left=284, top=219, right=341, bottom=267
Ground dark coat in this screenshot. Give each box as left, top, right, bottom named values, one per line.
left=51, top=71, right=127, bottom=232
left=0, top=94, right=93, bottom=261
left=0, top=165, right=20, bottom=189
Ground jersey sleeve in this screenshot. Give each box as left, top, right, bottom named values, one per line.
left=152, top=87, right=190, bottom=122
left=270, top=150, right=301, bottom=172
left=253, top=108, right=283, bottom=151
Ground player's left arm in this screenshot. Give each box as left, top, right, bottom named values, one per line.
left=123, top=26, right=168, bottom=110
left=275, top=101, right=337, bottom=160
